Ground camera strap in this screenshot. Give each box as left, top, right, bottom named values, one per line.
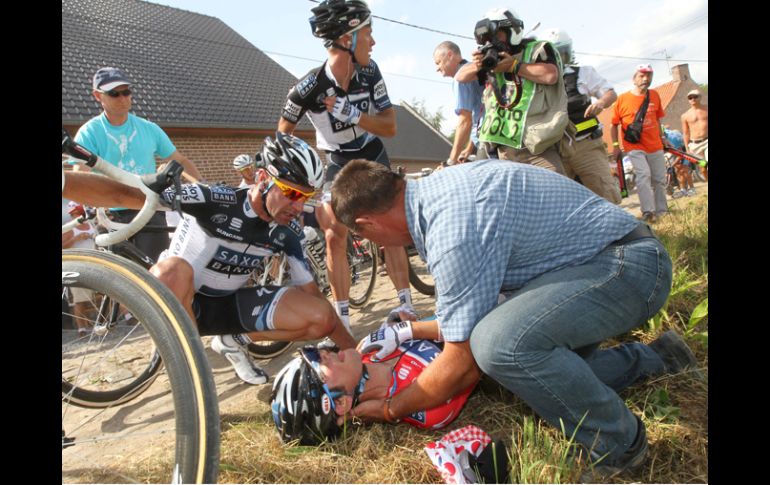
left=631, top=91, right=651, bottom=127
left=488, top=71, right=519, bottom=109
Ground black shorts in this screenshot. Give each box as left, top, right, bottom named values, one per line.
left=192, top=285, right=289, bottom=336
left=323, top=137, right=390, bottom=190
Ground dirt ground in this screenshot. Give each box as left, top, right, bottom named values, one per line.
left=62, top=178, right=708, bottom=482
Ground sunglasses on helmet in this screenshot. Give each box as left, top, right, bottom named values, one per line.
left=272, top=177, right=317, bottom=201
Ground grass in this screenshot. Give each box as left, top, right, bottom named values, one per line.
left=138, top=191, right=708, bottom=484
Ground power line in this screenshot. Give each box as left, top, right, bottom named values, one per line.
left=262, top=49, right=451, bottom=85
left=576, top=51, right=707, bottom=63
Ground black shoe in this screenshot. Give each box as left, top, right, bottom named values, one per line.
left=649, top=330, right=703, bottom=379
left=580, top=415, right=648, bottom=482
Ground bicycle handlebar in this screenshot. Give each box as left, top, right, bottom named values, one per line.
left=62, top=129, right=161, bottom=247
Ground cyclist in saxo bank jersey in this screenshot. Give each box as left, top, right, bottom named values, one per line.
left=63, top=133, right=357, bottom=385
left=278, top=0, right=417, bottom=335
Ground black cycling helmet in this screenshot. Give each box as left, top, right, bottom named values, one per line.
left=270, top=350, right=342, bottom=445
left=309, top=0, right=372, bottom=45
left=261, top=132, right=324, bottom=190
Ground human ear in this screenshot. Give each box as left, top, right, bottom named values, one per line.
left=334, top=395, right=353, bottom=416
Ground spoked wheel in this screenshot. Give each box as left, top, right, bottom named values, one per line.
left=62, top=249, right=219, bottom=484
left=407, top=245, right=435, bottom=296
left=248, top=340, right=293, bottom=360
left=62, top=292, right=164, bottom=408
left=348, top=235, right=378, bottom=308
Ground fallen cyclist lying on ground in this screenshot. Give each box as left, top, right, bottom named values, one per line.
left=271, top=314, right=477, bottom=445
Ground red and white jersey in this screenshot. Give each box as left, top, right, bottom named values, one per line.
left=362, top=340, right=475, bottom=429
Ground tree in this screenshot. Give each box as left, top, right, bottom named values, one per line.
left=408, top=98, right=444, bottom=132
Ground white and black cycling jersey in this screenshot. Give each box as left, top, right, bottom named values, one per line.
left=158, top=183, right=313, bottom=296
left=281, top=60, right=392, bottom=153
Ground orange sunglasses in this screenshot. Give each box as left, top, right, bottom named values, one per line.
left=272, top=177, right=316, bottom=201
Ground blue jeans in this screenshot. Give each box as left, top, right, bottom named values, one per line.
left=469, top=237, right=672, bottom=463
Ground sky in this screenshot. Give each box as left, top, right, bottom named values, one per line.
left=147, top=0, right=708, bottom=135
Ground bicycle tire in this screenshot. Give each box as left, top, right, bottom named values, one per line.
left=247, top=340, right=293, bottom=359
left=62, top=249, right=219, bottom=484
left=62, top=240, right=165, bottom=408
left=348, top=236, right=378, bottom=308
left=406, top=246, right=435, bottom=296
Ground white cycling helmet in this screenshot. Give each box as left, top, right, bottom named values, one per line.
left=484, top=8, right=525, bottom=46
left=539, top=28, right=573, bottom=65
left=262, top=132, right=324, bottom=190
left=232, top=154, right=255, bottom=171
left=538, top=28, right=575, bottom=66
left=270, top=349, right=342, bottom=445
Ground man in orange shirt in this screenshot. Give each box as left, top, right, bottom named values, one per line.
left=610, top=64, right=669, bottom=222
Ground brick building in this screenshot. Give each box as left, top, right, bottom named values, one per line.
left=62, top=0, right=451, bottom=185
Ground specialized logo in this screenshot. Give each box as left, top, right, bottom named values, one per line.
left=373, top=80, right=387, bottom=100
left=297, top=74, right=318, bottom=98
left=210, top=185, right=236, bottom=204
left=211, top=213, right=228, bottom=224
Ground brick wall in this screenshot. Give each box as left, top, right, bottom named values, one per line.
left=168, top=132, right=318, bottom=185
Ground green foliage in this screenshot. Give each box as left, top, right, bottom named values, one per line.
left=642, top=388, right=681, bottom=423
left=408, top=97, right=445, bottom=132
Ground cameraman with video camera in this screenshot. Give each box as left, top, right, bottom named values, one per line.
left=456, top=8, right=569, bottom=174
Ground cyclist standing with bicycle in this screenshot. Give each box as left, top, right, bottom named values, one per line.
left=277, top=0, right=417, bottom=333
left=64, top=133, right=357, bottom=385
left=69, top=67, right=203, bottom=262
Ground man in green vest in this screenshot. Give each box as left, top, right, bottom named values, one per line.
left=456, top=8, right=569, bottom=174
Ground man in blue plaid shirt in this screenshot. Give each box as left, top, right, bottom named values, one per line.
left=331, top=158, right=700, bottom=479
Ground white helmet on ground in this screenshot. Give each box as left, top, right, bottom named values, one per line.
left=539, top=28, right=573, bottom=65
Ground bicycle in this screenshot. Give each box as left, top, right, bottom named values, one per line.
left=246, top=222, right=379, bottom=359
left=62, top=129, right=219, bottom=484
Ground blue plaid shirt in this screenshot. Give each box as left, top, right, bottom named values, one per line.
left=405, top=160, right=639, bottom=342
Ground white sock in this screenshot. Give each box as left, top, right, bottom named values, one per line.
left=334, top=300, right=352, bottom=332
left=397, top=288, right=413, bottom=307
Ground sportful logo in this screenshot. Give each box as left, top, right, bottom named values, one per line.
left=229, top=217, right=243, bottom=230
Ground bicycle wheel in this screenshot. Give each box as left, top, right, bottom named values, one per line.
left=62, top=249, right=219, bottom=484
left=62, top=290, right=164, bottom=408
left=406, top=245, right=435, bottom=296
left=248, top=340, right=293, bottom=359
left=348, top=235, right=378, bottom=308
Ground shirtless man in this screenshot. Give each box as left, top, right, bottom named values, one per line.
left=681, top=89, right=708, bottom=181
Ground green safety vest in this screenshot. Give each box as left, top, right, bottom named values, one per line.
left=478, top=40, right=569, bottom=154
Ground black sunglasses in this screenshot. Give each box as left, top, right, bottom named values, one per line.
left=687, top=95, right=700, bottom=100
left=102, top=88, right=132, bottom=98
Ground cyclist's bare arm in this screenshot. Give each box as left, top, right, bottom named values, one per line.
left=63, top=172, right=146, bottom=210
left=355, top=106, right=397, bottom=138
left=278, top=117, right=296, bottom=135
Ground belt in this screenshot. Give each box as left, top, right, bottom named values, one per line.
left=610, top=223, right=656, bottom=246
left=690, top=137, right=707, bottom=144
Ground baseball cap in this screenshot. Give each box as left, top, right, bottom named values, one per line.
left=635, top=63, right=653, bottom=73
left=687, top=89, right=701, bottom=97
left=93, top=67, right=132, bottom=92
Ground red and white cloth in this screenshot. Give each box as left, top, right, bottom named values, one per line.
left=424, top=425, right=492, bottom=484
